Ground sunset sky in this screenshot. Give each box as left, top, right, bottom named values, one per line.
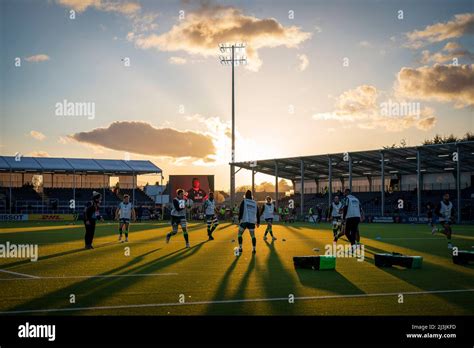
left=1, top=0, right=473, bottom=190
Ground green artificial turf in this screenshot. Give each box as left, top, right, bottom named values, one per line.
left=0, top=221, right=473, bottom=315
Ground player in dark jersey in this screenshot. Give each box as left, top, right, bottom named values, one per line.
left=187, top=177, right=207, bottom=203
left=83, top=191, right=103, bottom=249
left=426, top=202, right=436, bottom=234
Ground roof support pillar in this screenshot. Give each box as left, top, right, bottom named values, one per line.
left=274, top=161, right=279, bottom=210
left=348, top=154, right=353, bottom=191
left=456, top=144, right=461, bottom=223
left=9, top=169, right=12, bottom=214
left=251, top=169, right=255, bottom=198
left=417, top=148, right=421, bottom=219
left=132, top=172, right=136, bottom=206
left=328, top=156, right=332, bottom=208
left=73, top=171, right=76, bottom=211
left=381, top=152, right=385, bottom=217
left=103, top=175, right=106, bottom=209
left=300, top=159, right=305, bottom=216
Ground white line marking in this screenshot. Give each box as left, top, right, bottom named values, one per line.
left=0, top=269, right=40, bottom=279
left=0, top=272, right=178, bottom=281
left=1, top=288, right=473, bottom=314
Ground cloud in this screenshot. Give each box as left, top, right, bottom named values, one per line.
left=359, top=40, right=372, bottom=48
left=130, top=4, right=311, bottom=71
left=56, top=0, right=140, bottom=15
left=169, top=56, right=187, bottom=65
left=312, top=85, right=437, bottom=131
left=25, top=54, right=50, bottom=63
left=69, top=121, right=215, bottom=159
left=420, top=42, right=474, bottom=64
left=29, top=130, right=46, bottom=141
left=396, top=64, right=474, bottom=108
left=27, top=151, right=50, bottom=157
left=405, top=13, right=474, bottom=48
left=297, top=54, right=309, bottom=71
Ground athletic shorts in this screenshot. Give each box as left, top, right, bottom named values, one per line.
left=332, top=217, right=342, bottom=227
left=205, top=214, right=217, bottom=220
left=265, top=218, right=273, bottom=223
left=439, top=219, right=451, bottom=226
left=239, top=222, right=256, bottom=230
left=119, top=218, right=130, bottom=224
left=171, top=215, right=186, bottom=227
left=345, top=217, right=360, bottom=235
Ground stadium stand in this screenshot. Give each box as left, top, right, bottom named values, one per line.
left=0, top=156, right=161, bottom=215
left=235, top=141, right=474, bottom=222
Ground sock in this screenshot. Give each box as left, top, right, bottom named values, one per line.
left=269, top=227, right=274, bottom=237
left=252, top=237, right=256, bottom=248
left=238, top=236, right=243, bottom=247
left=207, top=226, right=211, bottom=235
left=183, top=231, right=189, bottom=244
left=210, top=225, right=217, bottom=233
left=125, top=231, right=128, bottom=238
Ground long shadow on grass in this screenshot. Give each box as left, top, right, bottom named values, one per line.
left=363, top=243, right=474, bottom=312
left=204, top=251, right=258, bottom=315
left=283, top=226, right=365, bottom=298
left=258, top=239, right=300, bottom=315
left=2, top=224, right=203, bottom=270
left=7, top=242, right=207, bottom=314
left=0, top=224, right=165, bottom=246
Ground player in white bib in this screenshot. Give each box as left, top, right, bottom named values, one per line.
left=237, top=190, right=260, bottom=254
left=434, top=193, right=455, bottom=249
left=203, top=192, right=219, bottom=240
left=115, top=194, right=136, bottom=243
left=335, top=189, right=364, bottom=246
left=260, top=196, right=277, bottom=241
left=328, top=196, right=343, bottom=238
left=166, top=189, right=190, bottom=248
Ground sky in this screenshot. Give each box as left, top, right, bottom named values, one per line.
left=1, top=0, right=473, bottom=190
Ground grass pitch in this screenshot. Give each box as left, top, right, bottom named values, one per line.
left=0, top=221, right=473, bottom=316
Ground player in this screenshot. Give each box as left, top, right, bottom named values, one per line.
left=328, top=195, right=343, bottom=238
left=237, top=190, right=260, bottom=254
left=334, top=189, right=364, bottom=247
left=232, top=204, right=239, bottom=224
left=434, top=193, right=455, bottom=249
left=187, top=177, right=206, bottom=203
left=115, top=194, right=136, bottom=243
left=83, top=191, right=103, bottom=249
left=203, top=191, right=219, bottom=240
left=426, top=202, right=436, bottom=234
left=166, top=189, right=190, bottom=248
left=261, top=196, right=277, bottom=241
left=308, top=206, right=317, bottom=223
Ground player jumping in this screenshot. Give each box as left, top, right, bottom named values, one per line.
left=115, top=194, right=136, bottom=243
left=328, top=195, right=343, bottom=238
left=166, top=189, right=190, bottom=248
left=203, top=191, right=219, bottom=240
left=261, top=196, right=277, bottom=241
left=434, top=193, right=455, bottom=249
left=237, top=190, right=260, bottom=254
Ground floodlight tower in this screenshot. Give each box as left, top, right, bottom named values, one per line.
left=218, top=43, right=247, bottom=208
